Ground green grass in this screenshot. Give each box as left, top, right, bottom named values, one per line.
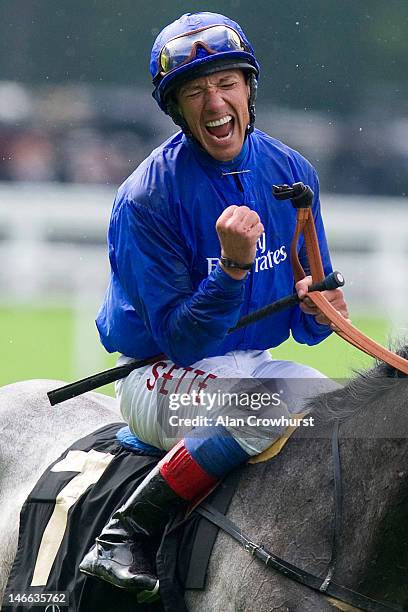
left=0, top=306, right=117, bottom=396
left=0, top=306, right=392, bottom=395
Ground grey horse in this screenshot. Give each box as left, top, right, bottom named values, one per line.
left=0, top=354, right=407, bottom=611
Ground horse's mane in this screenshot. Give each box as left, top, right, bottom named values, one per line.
left=308, top=344, right=408, bottom=423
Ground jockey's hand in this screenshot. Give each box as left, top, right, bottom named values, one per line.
left=296, top=275, right=350, bottom=328
left=216, top=205, right=264, bottom=280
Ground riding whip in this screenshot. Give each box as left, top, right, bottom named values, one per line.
left=47, top=270, right=344, bottom=405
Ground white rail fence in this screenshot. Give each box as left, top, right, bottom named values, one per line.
left=0, top=183, right=407, bottom=374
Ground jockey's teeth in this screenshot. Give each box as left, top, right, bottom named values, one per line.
left=205, top=115, right=232, bottom=128
left=206, top=116, right=233, bottom=138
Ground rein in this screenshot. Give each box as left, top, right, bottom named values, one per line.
left=273, top=182, right=408, bottom=376
left=197, top=423, right=403, bottom=612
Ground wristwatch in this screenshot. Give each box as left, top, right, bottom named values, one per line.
left=220, top=256, right=253, bottom=271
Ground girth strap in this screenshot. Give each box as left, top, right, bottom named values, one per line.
left=282, top=182, right=408, bottom=376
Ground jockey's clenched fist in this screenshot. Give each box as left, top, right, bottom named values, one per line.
left=216, top=205, right=264, bottom=279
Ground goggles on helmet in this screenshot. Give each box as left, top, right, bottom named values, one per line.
left=157, top=24, right=247, bottom=78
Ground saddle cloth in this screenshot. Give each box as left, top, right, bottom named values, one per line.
left=2, top=423, right=240, bottom=612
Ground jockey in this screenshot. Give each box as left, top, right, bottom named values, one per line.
left=80, top=11, right=348, bottom=597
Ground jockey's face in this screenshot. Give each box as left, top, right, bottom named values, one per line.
left=176, top=69, right=250, bottom=162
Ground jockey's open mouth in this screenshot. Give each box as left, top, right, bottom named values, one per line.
left=205, top=114, right=234, bottom=139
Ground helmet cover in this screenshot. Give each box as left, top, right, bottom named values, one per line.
left=151, top=12, right=260, bottom=113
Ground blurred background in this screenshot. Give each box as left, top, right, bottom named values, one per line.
left=0, top=0, right=407, bottom=391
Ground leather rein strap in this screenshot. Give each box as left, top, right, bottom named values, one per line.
left=279, top=182, right=408, bottom=376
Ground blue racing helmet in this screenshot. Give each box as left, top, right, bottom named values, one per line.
left=150, top=12, right=260, bottom=133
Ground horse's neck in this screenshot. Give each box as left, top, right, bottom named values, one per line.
left=227, top=392, right=407, bottom=589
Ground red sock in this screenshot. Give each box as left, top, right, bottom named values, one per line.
left=158, top=439, right=218, bottom=502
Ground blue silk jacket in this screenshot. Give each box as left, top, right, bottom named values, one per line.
left=96, top=128, right=333, bottom=366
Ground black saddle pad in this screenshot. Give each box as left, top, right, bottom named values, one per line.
left=2, top=423, right=239, bottom=612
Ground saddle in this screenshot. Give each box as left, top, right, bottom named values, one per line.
left=2, top=423, right=241, bottom=612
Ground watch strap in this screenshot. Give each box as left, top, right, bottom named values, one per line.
left=220, top=256, right=253, bottom=271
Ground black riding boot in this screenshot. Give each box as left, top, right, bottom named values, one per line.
left=79, top=465, right=185, bottom=597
